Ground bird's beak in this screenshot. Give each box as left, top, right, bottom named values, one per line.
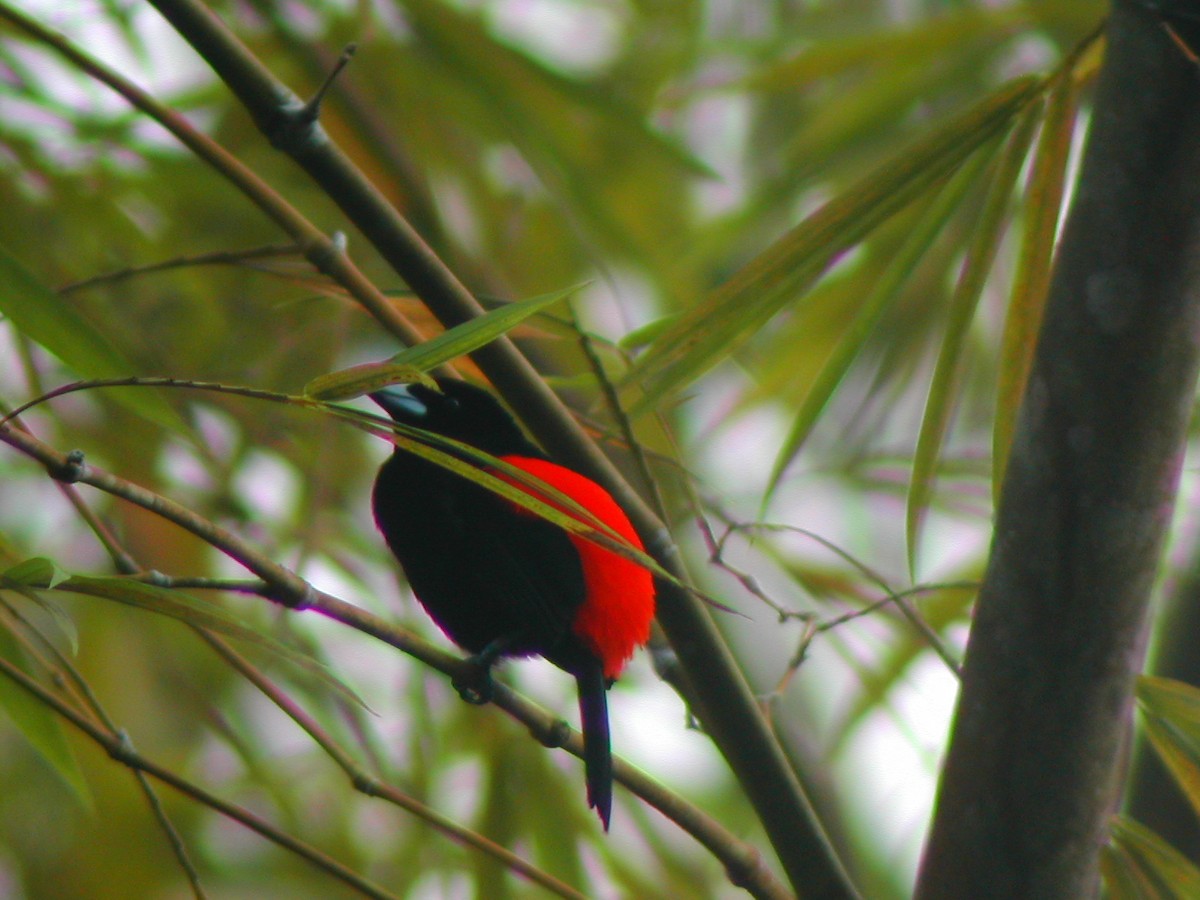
left=369, top=385, right=428, bottom=422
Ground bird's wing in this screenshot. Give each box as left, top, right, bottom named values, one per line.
left=456, top=485, right=587, bottom=649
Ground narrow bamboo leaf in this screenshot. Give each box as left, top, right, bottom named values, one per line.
left=43, top=575, right=367, bottom=710
left=627, top=76, right=1042, bottom=416
left=1100, top=843, right=1160, bottom=900
left=618, top=314, right=678, bottom=351
left=300, top=400, right=678, bottom=584
left=380, top=425, right=652, bottom=567
left=1142, top=716, right=1200, bottom=819
left=766, top=145, right=996, bottom=503
left=3, top=557, right=70, bottom=589
left=905, top=104, right=1043, bottom=573
left=0, top=617, right=93, bottom=810
left=0, top=244, right=185, bottom=433
left=400, top=0, right=712, bottom=178
left=1138, top=675, right=1200, bottom=725
left=303, top=364, right=431, bottom=402
left=994, top=71, right=1083, bottom=496
left=749, top=8, right=1027, bottom=89
left=1108, top=816, right=1200, bottom=899
left=1137, top=676, right=1200, bottom=817
left=389, top=285, right=582, bottom=373
left=399, top=0, right=711, bottom=270
left=3, top=558, right=79, bottom=650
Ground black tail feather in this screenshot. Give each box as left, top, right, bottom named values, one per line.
left=576, top=661, right=612, bottom=830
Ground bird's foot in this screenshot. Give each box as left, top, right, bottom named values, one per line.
left=452, top=635, right=519, bottom=704
left=452, top=657, right=496, bottom=705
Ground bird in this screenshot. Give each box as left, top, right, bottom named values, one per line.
left=370, top=376, right=656, bottom=830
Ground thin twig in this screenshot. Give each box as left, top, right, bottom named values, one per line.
left=728, top=521, right=964, bottom=677
left=58, top=244, right=303, bottom=295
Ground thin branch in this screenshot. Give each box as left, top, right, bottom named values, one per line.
left=573, top=315, right=668, bottom=521
left=57, top=243, right=303, bottom=295
left=21, top=440, right=576, bottom=896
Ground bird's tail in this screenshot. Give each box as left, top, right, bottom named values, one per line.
left=576, top=661, right=612, bottom=830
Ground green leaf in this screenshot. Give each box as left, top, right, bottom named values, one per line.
left=401, top=0, right=711, bottom=175
left=3, top=557, right=70, bottom=589
left=1139, top=676, right=1200, bottom=724
left=303, top=364, right=432, bottom=402
left=626, top=76, right=1043, bottom=416
left=617, top=314, right=678, bottom=351
left=0, top=614, right=93, bottom=810
left=1101, top=842, right=1161, bottom=900
left=749, top=8, right=1029, bottom=90
left=994, top=70, right=1083, bottom=495
left=398, top=0, right=711, bottom=270
left=765, top=141, right=996, bottom=503
left=1106, top=815, right=1200, bottom=899
left=42, top=575, right=367, bottom=711
left=390, top=285, right=583, bottom=372
left=905, top=103, right=1043, bottom=572
left=0, top=244, right=186, bottom=433
left=1137, top=675, right=1200, bottom=818
left=305, top=286, right=580, bottom=401
left=378, top=425, right=638, bottom=553
left=2, top=559, right=79, bottom=651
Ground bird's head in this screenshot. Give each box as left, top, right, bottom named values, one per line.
left=370, top=377, right=539, bottom=457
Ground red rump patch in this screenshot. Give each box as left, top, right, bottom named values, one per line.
left=497, top=456, right=655, bottom=680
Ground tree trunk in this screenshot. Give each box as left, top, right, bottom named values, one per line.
left=916, top=2, right=1200, bottom=896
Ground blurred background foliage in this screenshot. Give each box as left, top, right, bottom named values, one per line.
left=3, top=0, right=1198, bottom=897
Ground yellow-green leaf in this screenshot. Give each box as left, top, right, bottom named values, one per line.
left=994, top=70, right=1084, bottom=496
left=749, top=8, right=1028, bottom=90
left=368, top=420, right=722, bottom=608
left=766, top=141, right=996, bottom=502
left=3, top=557, right=70, bottom=590
left=391, top=285, right=582, bottom=373
left=906, top=102, right=1042, bottom=573
left=1137, top=676, right=1200, bottom=818
left=1106, top=815, right=1200, bottom=899
left=1138, top=675, right=1200, bottom=726
left=627, top=76, right=1043, bottom=416
left=46, top=575, right=367, bottom=710
left=1101, top=842, right=1160, bottom=899
left=304, top=364, right=431, bottom=402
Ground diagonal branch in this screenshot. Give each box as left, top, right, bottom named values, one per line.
left=138, top=0, right=856, bottom=893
